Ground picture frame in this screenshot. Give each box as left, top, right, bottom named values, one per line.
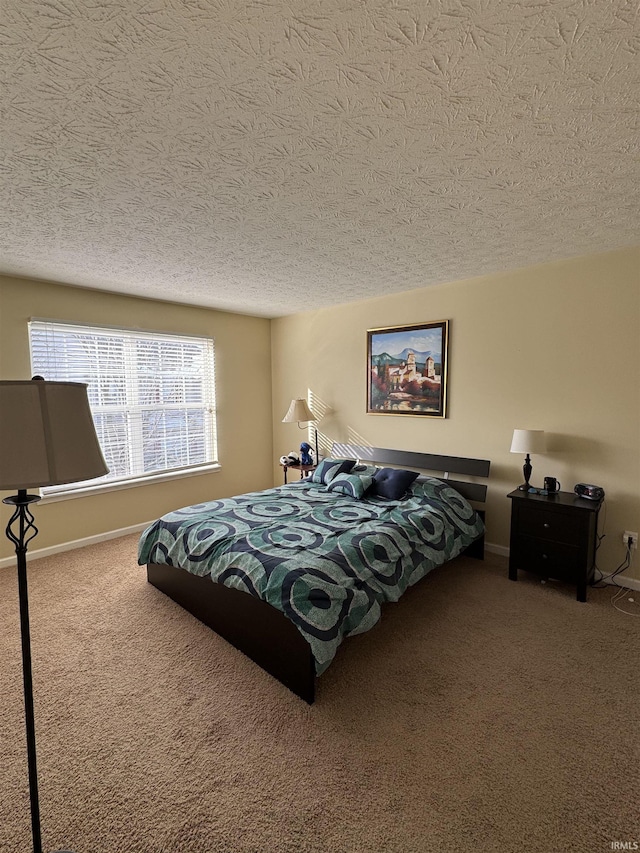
left=367, top=320, right=449, bottom=417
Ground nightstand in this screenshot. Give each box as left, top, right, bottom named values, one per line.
left=507, top=489, right=603, bottom=602
left=281, top=463, right=316, bottom=484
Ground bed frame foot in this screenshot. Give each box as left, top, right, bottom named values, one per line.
left=147, top=563, right=316, bottom=703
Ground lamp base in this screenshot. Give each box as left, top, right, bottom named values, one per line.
left=517, top=483, right=531, bottom=491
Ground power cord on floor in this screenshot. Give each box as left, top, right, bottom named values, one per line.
left=592, top=534, right=638, bottom=616
left=610, top=580, right=639, bottom=616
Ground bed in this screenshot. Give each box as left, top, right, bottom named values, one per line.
left=139, top=445, right=490, bottom=703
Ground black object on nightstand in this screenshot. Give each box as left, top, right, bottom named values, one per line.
left=507, top=489, right=603, bottom=602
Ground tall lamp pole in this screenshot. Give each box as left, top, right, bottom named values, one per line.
left=4, top=491, right=45, bottom=852
left=0, top=378, right=109, bottom=853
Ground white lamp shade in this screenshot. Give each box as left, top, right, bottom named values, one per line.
left=282, top=398, right=316, bottom=424
left=0, top=380, right=109, bottom=490
left=510, top=429, right=546, bottom=455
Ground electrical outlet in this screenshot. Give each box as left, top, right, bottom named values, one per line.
left=622, top=531, right=638, bottom=549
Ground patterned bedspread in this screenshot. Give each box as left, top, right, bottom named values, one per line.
left=138, top=477, right=484, bottom=675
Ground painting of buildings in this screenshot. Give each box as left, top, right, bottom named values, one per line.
left=367, top=321, right=448, bottom=417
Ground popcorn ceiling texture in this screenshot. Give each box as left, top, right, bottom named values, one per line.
left=0, top=1, right=638, bottom=317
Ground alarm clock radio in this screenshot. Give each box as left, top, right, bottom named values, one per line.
left=574, top=483, right=605, bottom=501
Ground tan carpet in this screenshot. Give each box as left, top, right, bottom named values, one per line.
left=0, top=535, right=638, bottom=853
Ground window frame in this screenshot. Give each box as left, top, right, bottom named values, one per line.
left=28, top=319, right=219, bottom=500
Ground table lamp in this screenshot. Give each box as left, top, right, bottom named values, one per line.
left=510, top=428, right=546, bottom=491
left=282, top=398, right=319, bottom=463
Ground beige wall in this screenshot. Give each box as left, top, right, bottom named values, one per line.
left=0, top=276, right=273, bottom=558
left=2, top=248, right=638, bottom=580
left=271, top=247, right=640, bottom=580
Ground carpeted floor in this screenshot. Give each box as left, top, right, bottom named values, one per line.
left=0, top=534, right=638, bottom=853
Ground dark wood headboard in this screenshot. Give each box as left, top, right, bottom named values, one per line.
left=330, top=443, right=490, bottom=504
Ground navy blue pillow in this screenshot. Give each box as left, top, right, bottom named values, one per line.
left=311, top=457, right=356, bottom=485
left=371, top=468, right=420, bottom=500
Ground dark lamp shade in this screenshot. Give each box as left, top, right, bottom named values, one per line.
left=0, top=380, right=109, bottom=490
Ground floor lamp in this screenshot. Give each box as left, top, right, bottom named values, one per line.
left=0, top=378, right=109, bottom=853
left=282, top=398, right=319, bottom=463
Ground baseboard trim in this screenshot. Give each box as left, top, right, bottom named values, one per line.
left=3, top=531, right=637, bottom=592
left=485, top=543, right=639, bottom=591
left=0, top=536, right=512, bottom=568
left=485, top=542, right=509, bottom=558
left=0, top=522, right=152, bottom=569
left=601, top=574, right=640, bottom=592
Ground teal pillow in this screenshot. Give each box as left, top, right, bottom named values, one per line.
left=311, top=457, right=355, bottom=485
left=351, top=463, right=378, bottom=478
left=327, top=472, right=375, bottom=499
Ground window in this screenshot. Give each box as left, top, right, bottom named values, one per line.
left=29, top=320, right=217, bottom=496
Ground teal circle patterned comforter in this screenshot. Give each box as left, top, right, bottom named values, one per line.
left=138, top=477, right=484, bottom=675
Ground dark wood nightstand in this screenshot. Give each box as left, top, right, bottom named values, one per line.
left=281, top=463, right=316, bottom=484
left=507, top=489, right=603, bottom=602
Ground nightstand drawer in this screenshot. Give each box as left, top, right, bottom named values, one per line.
left=518, top=505, right=582, bottom=545
left=512, top=535, right=580, bottom=581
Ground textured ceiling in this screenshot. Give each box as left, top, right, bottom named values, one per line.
left=1, top=1, right=638, bottom=318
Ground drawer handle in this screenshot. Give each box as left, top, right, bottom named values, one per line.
left=543, top=523, right=551, bottom=529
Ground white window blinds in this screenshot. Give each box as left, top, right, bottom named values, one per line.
left=29, top=320, right=217, bottom=495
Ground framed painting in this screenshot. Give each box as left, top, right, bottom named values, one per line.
left=367, top=320, right=449, bottom=417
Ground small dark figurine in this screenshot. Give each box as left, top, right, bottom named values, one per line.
left=299, top=441, right=314, bottom=466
